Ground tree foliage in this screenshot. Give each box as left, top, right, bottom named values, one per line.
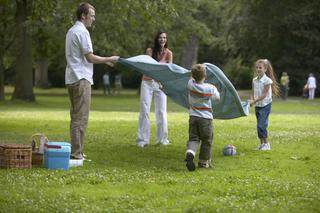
left=204, top=0, right=320, bottom=93
left=0, top=0, right=15, bottom=100
left=0, top=0, right=319, bottom=99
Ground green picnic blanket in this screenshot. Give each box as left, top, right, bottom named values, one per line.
left=116, top=55, right=249, bottom=119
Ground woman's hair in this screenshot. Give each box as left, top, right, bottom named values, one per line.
left=76, top=2, right=95, bottom=20
left=191, top=64, right=206, bottom=82
left=255, top=59, right=280, bottom=96
left=152, top=31, right=168, bottom=61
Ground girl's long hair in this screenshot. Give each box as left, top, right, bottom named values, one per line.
left=255, top=59, right=280, bottom=96
left=152, top=31, right=168, bottom=61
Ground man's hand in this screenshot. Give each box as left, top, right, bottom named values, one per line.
left=106, top=56, right=120, bottom=67
left=109, top=56, right=120, bottom=63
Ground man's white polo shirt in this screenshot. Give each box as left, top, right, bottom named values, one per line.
left=65, top=21, right=93, bottom=85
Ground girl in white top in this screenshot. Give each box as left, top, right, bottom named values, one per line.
left=307, top=73, right=317, bottom=100
left=250, top=59, right=279, bottom=151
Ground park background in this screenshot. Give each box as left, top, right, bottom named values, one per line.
left=0, top=0, right=320, bottom=212
left=0, top=0, right=319, bottom=101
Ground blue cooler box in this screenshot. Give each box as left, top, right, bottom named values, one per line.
left=44, top=142, right=71, bottom=170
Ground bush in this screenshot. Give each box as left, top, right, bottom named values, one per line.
left=223, top=58, right=252, bottom=90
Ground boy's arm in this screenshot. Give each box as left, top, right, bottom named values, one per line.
left=211, top=84, right=220, bottom=101
left=187, top=78, right=194, bottom=90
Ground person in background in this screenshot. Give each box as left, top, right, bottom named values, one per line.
left=250, top=59, right=279, bottom=151
left=306, top=73, right=317, bottom=100
left=65, top=2, right=119, bottom=159
left=113, top=73, right=122, bottom=94
left=136, top=31, right=172, bottom=148
left=102, top=72, right=111, bottom=95
left=185, top=64, right=220, bottom=171
left=280, top=72, right=289, bottom=100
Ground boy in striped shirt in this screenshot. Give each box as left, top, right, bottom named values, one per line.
left=185, top=64, right=220, bottom=171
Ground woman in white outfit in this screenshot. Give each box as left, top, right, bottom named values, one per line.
left=307, top=73, right=317, bottom=100
left=137, top=31, right=173, bottom=147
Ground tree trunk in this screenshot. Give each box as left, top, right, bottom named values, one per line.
left=0, top=56, right=4, bottom=101
left=12, top=0, right=35, bottom=101
left=181, top=35, right=199, bottom=69
left=35, top=59, right=49, bottom=88
left=0, top=4, right=6, bottom=101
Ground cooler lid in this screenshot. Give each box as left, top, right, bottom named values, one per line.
left=46, top=142, right=71, bottom=149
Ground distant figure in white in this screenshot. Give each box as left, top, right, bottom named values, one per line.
left=103, top=73, right=111, bottom=95
left=113, top=73, right=122, bottom=94
left=306, top=73, right=316, bottom=100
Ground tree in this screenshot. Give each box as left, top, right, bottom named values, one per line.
left=32, top=0, right=76, bottom=88
left=0, top=0, right=15, bottom=101
left=181, top=35, right=199, bottom=69
left=2, top=0, right=214, bottom=91
left=90, top=0, right=212, bottom=86
left=227, top=0, right=320, bottom=93
left=12, top=0, right=35, bottom=101
left=195, top=0, right=320, bottom=93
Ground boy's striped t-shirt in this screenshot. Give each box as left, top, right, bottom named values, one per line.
left=187, top=79, right=220, bottom=119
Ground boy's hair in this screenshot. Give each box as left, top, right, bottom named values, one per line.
left=191, top=64, right=206, bottom=83
left=255, top=59, right=280, bottom=96
left=76, top=2, right=95, bottom=20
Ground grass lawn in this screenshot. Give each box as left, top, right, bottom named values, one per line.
left=0, top=87, right=319, bottom=212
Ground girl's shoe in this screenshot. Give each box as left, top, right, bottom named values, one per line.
left=260, top=143, right=271, bottom=151
left=256, top=144, right=263, bottom=150
left=266, top=143, right=271, bottom=150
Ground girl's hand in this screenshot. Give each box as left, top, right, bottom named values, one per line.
left=249, top=99, right=255, bottom=107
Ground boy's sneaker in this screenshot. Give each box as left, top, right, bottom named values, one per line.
left=260, top=143, right=271, bottom=151
left=185, top=152, right=195, bottom=171
left=198, top=159, right=212, bottom=169
left=198, top=162, right=211, bottom=169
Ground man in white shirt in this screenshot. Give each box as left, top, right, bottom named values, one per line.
left=65, top=2, right=119, bottom=160
left=307, top=73, right=317, bottom=100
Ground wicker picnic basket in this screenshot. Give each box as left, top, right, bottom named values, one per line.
left=30, top=133, right=48, bottom=166
left=0, top=144, right=32, bottom=169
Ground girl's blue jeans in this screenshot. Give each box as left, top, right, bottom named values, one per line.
left=255, top=103, right=271, bottom=139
